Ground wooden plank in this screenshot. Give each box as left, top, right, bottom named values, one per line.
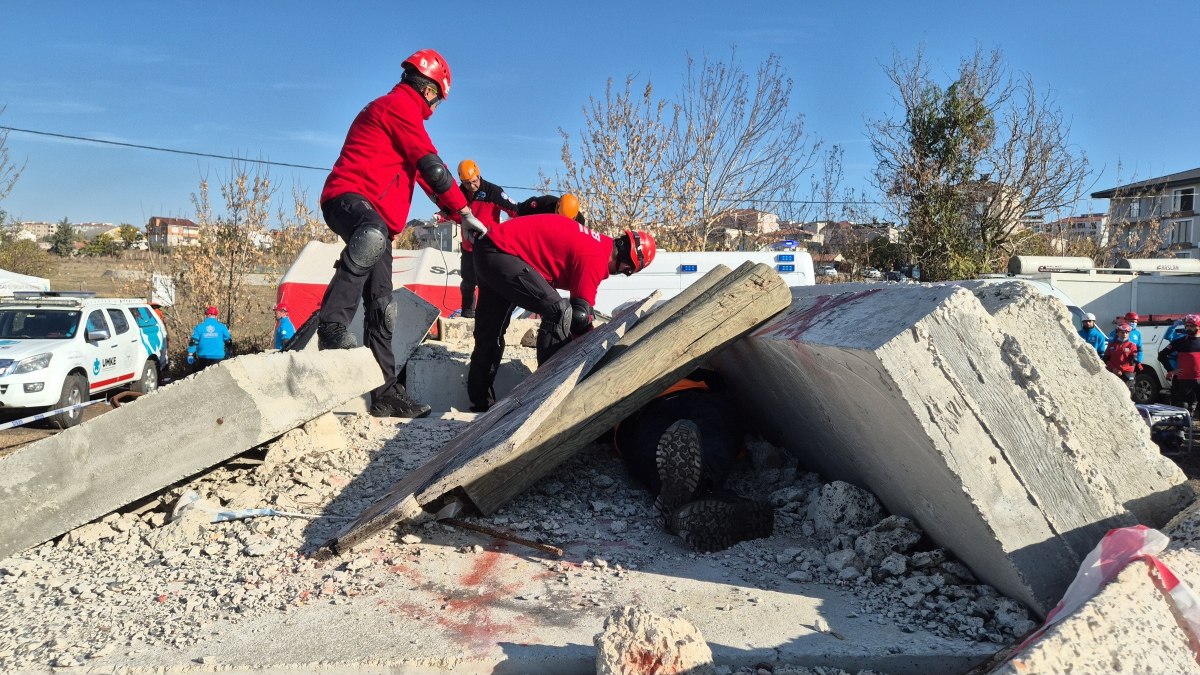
left=326, top=292, right=660, bottom=553
left=462, top=262, right=792, bottom=515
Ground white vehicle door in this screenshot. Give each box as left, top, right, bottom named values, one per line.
left=106, top=307, right=141, bottom=384
left=81, top=309, right=130, bottom=394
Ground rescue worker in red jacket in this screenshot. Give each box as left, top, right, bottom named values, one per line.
left=456, top=159, right=518, bottom=318
left=1158, top=313, right=1200, bottom=412
left=516, top=193, right=586, bottom=226
left=1104, top=323, right=1140, bottom=392
left=317, top=48, right=487, bottom=419
left=466, top=215, right=656, bottom=412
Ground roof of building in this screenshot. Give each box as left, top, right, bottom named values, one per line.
left=1091, top=167, right=1200, bottom=199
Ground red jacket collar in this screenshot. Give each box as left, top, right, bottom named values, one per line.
left=391, top=83, right=433, bottom=120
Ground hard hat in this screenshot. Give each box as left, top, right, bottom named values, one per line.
left=1124, top=312, right=1140, bottom=322
left=1117, top=323, right=1132, bottom=332
left=556, top=193, right=580, bottom=220
left=273, top=303, right=289, bottom=313
left=1185, top=313, right=1200, bottom=326
left=205, top=306, right=219, bottom=316
left=1083, top=313, right=1096, bottom=321
left=622, top=229, right=657, bottom=274
left=402, top=49, right=452, bottom=99
left=458, top=160, right=479, bottom=182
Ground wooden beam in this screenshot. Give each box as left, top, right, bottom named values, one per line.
left=326, top=293, right=659, bottom=553
left=461, top=262, right=792, bottom=515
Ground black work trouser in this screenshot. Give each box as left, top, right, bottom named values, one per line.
left=467, top=238, right=566, bottom=409
left=614, top=389, right=741, bottom=497
left=459, top=248, right=477, bottom=314
left=1171, top=379, right=1200, bottom=413
left=317, top=194, right=397, bottom=403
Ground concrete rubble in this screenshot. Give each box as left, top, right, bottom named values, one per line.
left=0, top=279, right=1196, bottom=673
left=715, top=280, right=1191, bottom=616
left=0, top=347, right=385, bottom=560
left=406, top=317, right=539, bottom=412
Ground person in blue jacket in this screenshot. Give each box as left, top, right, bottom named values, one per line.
left=1078, top=313, right=1107, bottom=357
left=272, top=303, right=296, bottom=350
left=187, top=306, right=233, bottom=372
left=1108, top=312, right=1144, bottom=362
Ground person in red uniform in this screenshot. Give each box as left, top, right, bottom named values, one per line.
left=317, top=48, right=488, bottom=419
left=1159, top=313, right=1200, bottom=413
left=456, top=159, right=518, bottom=318
left=466, top=215, right=656, bottom=412
left=1104, top=323, right=1140, bottom=392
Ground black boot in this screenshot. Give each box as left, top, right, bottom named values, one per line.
left=370, top=388, right=432, bottom=419
left=317, top=322, right=357, bottom=350
left=653, top=420, right=704, bottom=523
left=669, top=490, right=774, bottom=553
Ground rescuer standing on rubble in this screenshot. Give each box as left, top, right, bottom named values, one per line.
left=1159, top=313, right=1200, bottom=413
left=316, top=48, right=488, bottom=419
left=466, top=215, right=656, bottom=412
left=455, top=159, right=519, bottom=318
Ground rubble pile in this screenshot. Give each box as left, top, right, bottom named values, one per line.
left=0, top=413, right=1031, bottom=671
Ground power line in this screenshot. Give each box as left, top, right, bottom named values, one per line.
left=1, top=125, right=331, bottom=172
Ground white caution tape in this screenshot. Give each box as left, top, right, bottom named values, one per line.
left=0, top=399, right=106, bottom=432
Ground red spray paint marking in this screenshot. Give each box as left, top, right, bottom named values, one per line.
left=754, top=289, right=883, bottom=341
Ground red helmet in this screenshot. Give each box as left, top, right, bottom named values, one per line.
left=1124, top=312, right=1140, bottom=322
left=205, top=306, right=219, bottom=316
left=273, top=303, right=289, bottom=313
left=402, top=49, right=452, bottom=99
left=1185, top=313, right=1200, bottom=327
left=1117, top=323, right=1132, bottom=332
left=621, top=229, right=657, bottom=274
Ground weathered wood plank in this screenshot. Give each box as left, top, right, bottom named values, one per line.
left=462, top=262, right=792, bottom=515
left=327, top=293, right=659, bottom=553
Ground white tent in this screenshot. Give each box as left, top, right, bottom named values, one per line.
left=0, top=268, right=51, bottom=293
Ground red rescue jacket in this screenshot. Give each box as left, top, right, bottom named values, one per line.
left=1104, top=339, right=1139, bottom=375
left=484, top=214, right=613, bottom=305
left=322, top=84, right=466, bottom=236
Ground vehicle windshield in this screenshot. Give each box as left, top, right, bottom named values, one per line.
left=0, top=309, right=81, bottom=339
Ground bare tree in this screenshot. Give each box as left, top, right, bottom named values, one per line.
left=557, top=50, right=817, bottom=250
left=0, top=106, right=24, bottom=215
left=868, top=46, right=1089, bottom=280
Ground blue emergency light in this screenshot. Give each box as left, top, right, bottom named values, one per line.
left=679, top=264, right=698, bottom=273
left=776, top=254, right=795, bottom=262
left=777, top=264, right=796, bottom=273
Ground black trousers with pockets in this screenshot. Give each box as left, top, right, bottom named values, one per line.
left=467, top=237, right=565, bottom=409
left=318, top=194, right=397, bottom=403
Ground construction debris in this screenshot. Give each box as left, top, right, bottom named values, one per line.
left=594, top=606, right=714, bottom=675
left=0, top=348, right=385, bottom=560
left=716, top=281, right=1191, bottom=616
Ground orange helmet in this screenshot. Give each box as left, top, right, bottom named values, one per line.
left=402, top=49, right=452, bottom=99
left=620, top=229, right=656, bottom=275
left=458, top=159, right=479, bottom=182
left=556, top=193, right=580, bottom=220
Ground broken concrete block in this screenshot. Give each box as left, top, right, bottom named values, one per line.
left=405, top=341, right=536, bottom=412
left=594, top=606, right=714, bottom=675
left=807, top=480, right=885, bottom=539
left=438, top=316, right=538, bottom=348
left=855, top=515, right=922, bottom=567
left=0, top=348, right=383, bottom=560
left=716, top=283, right=1189, bottom=616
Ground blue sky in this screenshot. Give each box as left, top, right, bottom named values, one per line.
left=1, top=1, right=1196, bottom=228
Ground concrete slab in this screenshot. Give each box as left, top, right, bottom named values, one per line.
left=439, top=316, right=538, bottom=348
left=406, top=341, right=536, bottom=412
left=714, top=283, right=1189, bottom=616
left=0, top=348, right=383, bottom=559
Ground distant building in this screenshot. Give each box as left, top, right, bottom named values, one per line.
left=17, top=222, right=59, bottom=239
left=1092, top=167, right=1199, bottom=258
left=1039, top=213, right=1109, bottom=245
left=713, top=209, right=780, bottom=235
left=146, top=216, right=200, bottom=248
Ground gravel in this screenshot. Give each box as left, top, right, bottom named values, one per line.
left=0, top=411, right=1035, bottom=672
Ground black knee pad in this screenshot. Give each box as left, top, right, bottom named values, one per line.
left=368, top=296, right=396, bottom=337
left=539, top=298, right=573, bottom=345
left=570, top=298, right=594, bottom=336
left=345, top=223, right=389, bottom=275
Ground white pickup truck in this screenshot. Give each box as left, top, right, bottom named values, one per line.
left=0, top=293, right=168, bottom=427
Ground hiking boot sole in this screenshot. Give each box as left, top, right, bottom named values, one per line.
left=654, top=420, right=703, bottom=525
left=672, top=497, right=774, bottom=553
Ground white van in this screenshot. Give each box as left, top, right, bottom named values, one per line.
left=0, top=293, right=168, bottom=428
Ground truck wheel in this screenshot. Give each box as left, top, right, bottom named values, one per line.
left=1132, top=370, right=1160, bottom=405
left=131, top=361, right=159, bottom=394
left=50, top=374, right=88, bottom=429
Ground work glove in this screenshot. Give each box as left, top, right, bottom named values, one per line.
left=1136, top=363, right=1144, bottom=372
left=187, top=354, right=195, bottom=365
left=459, top=207, right=488, bottom=240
